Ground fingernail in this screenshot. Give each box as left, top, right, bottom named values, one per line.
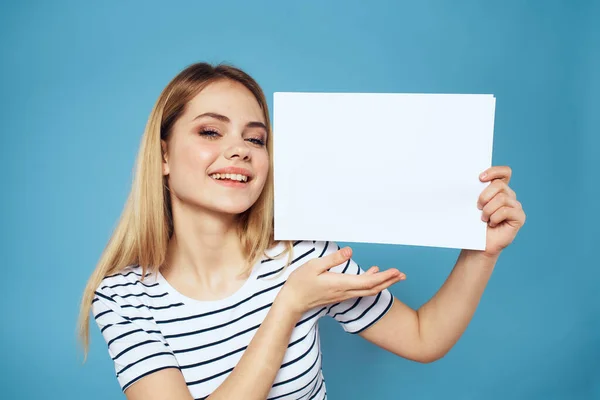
left=480, top=172, right=487, bottom=179
left=477, top=203, right=482, bottom=210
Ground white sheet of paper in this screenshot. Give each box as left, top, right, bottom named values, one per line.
left=272, top=92, right=496, bottom=250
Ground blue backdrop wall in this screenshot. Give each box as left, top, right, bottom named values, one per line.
left=1, top=1, right=598, bottom=399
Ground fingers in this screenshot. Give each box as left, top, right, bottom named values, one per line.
left=314, top=247, right=353, bottom=273
left=481, top=192, right=521, bottom=223
left=480, top=166, right=512, bottom=184
left=477, top=179, right=516, bottom=210
left=347, top=272, right=405, bottom=298
left=333, top=268, right=404, bottom=291
left=488, top=205, right=526, bottom=228
left=349, top=278, right=402, bottom=298
left=365, top=266, right=379, bottom=274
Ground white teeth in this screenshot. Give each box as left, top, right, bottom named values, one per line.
left=210, top=173, right=249, bottom=182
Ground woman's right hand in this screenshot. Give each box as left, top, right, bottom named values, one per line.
left=278, top=247, right=406, bottom=318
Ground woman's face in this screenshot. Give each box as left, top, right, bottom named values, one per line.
left=162, top=79, right=269, bottom=216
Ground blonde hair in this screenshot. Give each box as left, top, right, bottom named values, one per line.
left=77, top=62, right=292, bottom=359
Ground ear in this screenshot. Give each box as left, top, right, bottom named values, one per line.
left=161, top=140, right=169, bottom=176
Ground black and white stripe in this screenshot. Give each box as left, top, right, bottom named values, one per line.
left=92, top=240, right=392, bottom=399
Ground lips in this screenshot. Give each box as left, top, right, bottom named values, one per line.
left=208, top=166, right=253, bottom=182
left=209, top=172, right=249, bottom=183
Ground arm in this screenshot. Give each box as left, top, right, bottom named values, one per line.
left=359, top=250, right=497, bottom=363
left=126, top=292, right=302, bottom=400
left=359, top=165, right=525, bottom=363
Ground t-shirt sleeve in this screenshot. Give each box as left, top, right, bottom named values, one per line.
left=92, top=286, right=180, bottom=392
left=316, top=241, right=395, bottom=334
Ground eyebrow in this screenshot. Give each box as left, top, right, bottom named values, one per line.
left=193, top=112, right=267, bottom=130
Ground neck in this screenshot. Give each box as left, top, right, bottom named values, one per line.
left=163, top=200, right=249, bottom=287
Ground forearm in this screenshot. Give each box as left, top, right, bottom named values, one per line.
left=208, top=292, right=300, bottom=400
left=417, top=250, right=498, bottom=360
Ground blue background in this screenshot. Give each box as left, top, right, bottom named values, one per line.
left=1, top=1, right=598, bottom=399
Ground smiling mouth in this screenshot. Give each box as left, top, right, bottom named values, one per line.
left=209, top=173, right=251, bottom=183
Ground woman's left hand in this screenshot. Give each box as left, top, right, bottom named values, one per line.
left=477, top=166, right=527, bottom=258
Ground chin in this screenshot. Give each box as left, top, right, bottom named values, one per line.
left=206, top=200, right=255, bottom=216
left=216, top=206, right=252, bottom=216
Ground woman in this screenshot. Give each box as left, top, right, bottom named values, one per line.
left=78, top=62, right=526, bottom=400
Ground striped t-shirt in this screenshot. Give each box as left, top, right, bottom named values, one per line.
left=92, top=240, right=393, bottom=399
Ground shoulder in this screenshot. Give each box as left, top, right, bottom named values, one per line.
left=292, top=240, right=340, bottom=258
left=267, top=240, right=339, bottom=256
left=92, top=265, right=163, bottom=314
left=96, top=265, right=157, bottom=294
left=295, top=240, right=359, bottom=275
left=92, top=268, right=178, bottom=392
left=263, top=240, right=339, bottom=262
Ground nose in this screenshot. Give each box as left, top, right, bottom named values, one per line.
left=224, top=138, right=251, bottom=161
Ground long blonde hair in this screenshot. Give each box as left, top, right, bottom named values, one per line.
left=77, top=62, right=292, bottom=359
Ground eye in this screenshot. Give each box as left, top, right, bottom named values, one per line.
left=246, top=137, right=266, bottom=146
left=198, top=128, right=220, bottom=138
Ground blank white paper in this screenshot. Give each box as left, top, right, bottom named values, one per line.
left=272, top=92, right=496, bottom=250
